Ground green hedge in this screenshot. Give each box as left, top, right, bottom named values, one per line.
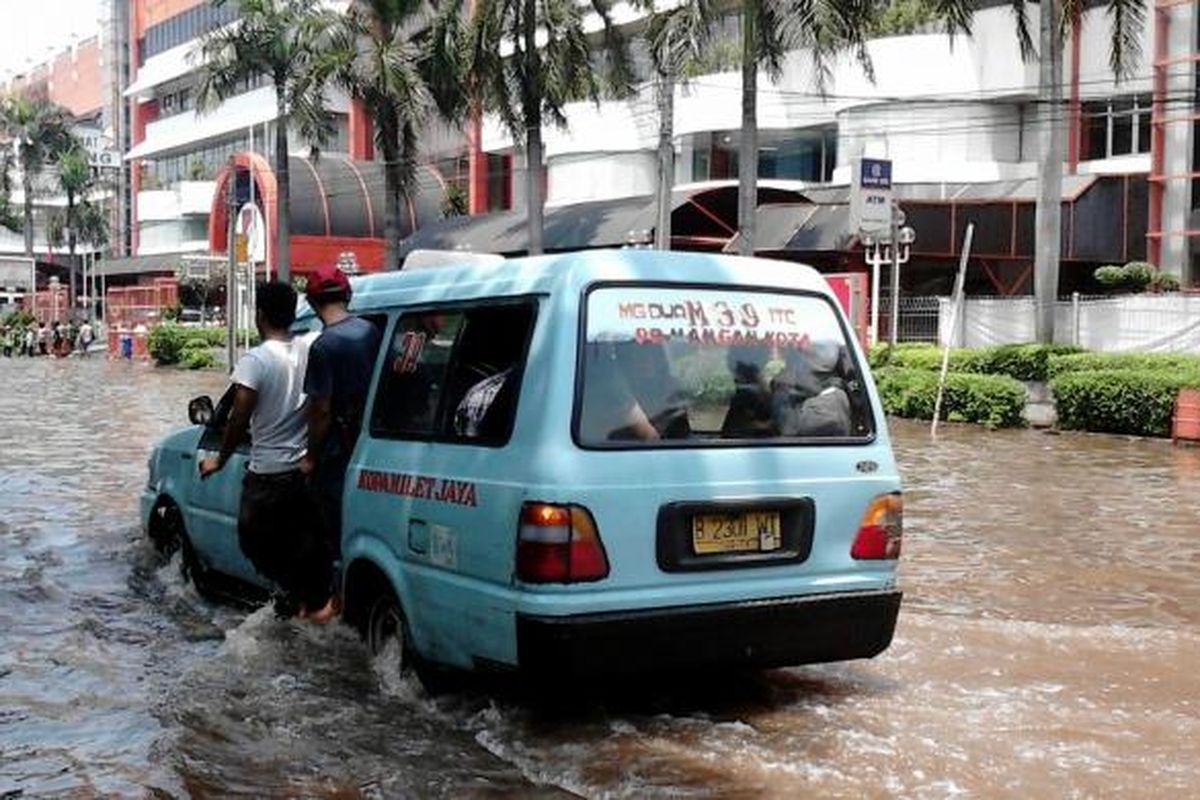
left=148, top=324, right=260, bottom=365
left=1050, top=369, right=1200, bottom=437
left=1046, top=351, right=1200, bottom=379
left=180, top=342, right=217, bottom=370
left=871, top=343, right=1081, bottom=382
left=875, top=367, right=1027, bottom=428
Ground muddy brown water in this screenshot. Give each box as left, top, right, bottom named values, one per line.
left=1, top=358, right=1198, bottom=798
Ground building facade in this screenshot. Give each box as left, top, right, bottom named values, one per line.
left=460, top=1, right=1198, bottom=290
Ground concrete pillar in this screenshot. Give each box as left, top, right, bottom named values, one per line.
left=1160, top=2, right=1197, bottom=282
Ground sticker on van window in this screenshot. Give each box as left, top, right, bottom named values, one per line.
left=591, top=289, right=842, bottom=349
left=392, top=331, right=427, bottom=374
left=356, top=469, right=478, bottom=507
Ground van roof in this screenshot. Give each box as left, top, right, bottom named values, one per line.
left=336, top=250, right=832, bottom=314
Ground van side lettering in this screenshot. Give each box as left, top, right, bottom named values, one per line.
left=356, top=469, right=479, bottom=507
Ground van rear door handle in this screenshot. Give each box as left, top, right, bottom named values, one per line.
left=408, top=519, right=429, bottom=554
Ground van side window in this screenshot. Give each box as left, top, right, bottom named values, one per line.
left=371, top=312, right=465, bottom=438
left=442, top=302, right=537, bottom=444
left=368, top=301, right=537, bottom=445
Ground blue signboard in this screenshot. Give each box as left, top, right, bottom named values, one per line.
left=860, top=158, right=892, bottom=189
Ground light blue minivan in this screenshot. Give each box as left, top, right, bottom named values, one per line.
left=143, top=250, right=902, bottom=686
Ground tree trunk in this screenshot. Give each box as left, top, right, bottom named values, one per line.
left=736, top=5, right=758, bottom=257
left=522, top=0, right=544, bottom=255
left=1034, top=0, right=1064, bottom=344
left=22, top=170, right=34, bottom=258
left=274, top=86, right=291, bottom=284
left=380, top=110, right=402, bottom=271
left=655, top=71, right=675, bottom=251
left=67, top=188, right=77, bottom=317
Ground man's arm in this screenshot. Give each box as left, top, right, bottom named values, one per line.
left=301, top=395, right=333, bottom=475
left=301, top=340, right=333, bottom=475
left=199, top=385, right=256, bottom=478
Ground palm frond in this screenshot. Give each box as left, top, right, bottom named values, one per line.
left=1008, top=0, right=1036, bottom=61
left=1105, top=0, right=1145, bottom=80
left=648, top=0, right=718, bottom=82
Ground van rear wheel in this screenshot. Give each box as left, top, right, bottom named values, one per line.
left=364, top=589, right=457, bottom=695
left=366, top=590, right=409, bottom=669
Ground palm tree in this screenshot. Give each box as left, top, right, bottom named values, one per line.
left=197, top=0, right=334, bottom=283
left=0, top=93, right=76, bottom=259
left=56, top=146, right=93, bottom=309
left=0, top=149, right=19, bottom=233
left=1007, top=0, right=1145, bottom=342
left=313, top=0, right=461, bottom=270
left=734, top=1, right=972, bottom=257
left=645, top=0, right=717, bottom=250
left=467, top=0, right=632, bottom=255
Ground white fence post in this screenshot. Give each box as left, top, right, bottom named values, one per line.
left=1071, top=291, right=1081, bottom=347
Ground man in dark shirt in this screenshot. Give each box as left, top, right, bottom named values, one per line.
left=300, top=265, right=382, bottom=553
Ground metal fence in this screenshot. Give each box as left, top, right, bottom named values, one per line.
left=874, top=295, right=942, bottom=344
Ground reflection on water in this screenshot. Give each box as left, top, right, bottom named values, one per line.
left=1, top=360, right=1198, bottom=798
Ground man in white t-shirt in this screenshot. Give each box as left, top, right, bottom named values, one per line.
left=199, top=282, right=337, bottom=623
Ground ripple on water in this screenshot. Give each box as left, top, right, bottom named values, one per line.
left=3, top=360, right=1200, bottom=798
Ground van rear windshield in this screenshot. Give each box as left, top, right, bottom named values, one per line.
left=576, top=286, right=874, bottom=447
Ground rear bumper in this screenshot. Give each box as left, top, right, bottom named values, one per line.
left=516, top=589, right=902, bottom=679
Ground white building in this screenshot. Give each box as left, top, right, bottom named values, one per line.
left=447, top=0, right=1197, bottom=290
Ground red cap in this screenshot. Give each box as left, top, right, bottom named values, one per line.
left=305, top=264, right=352, bottom=299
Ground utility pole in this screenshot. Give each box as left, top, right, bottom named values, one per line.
left=226, top=155, right=237, bottom=373
left=1034, top=0, right=1064, bottom=344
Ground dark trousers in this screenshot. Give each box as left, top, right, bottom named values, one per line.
left=238, top=469, right=334, bottom=610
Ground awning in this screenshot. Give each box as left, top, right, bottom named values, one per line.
left=801, top=175, right=1099, bottom=205
left=399, top=194, right=658, bottom=257
left=724, top=204, right=852, bottom=254
left=398, top=183, right=812, bottom=259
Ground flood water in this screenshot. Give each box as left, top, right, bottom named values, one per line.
left=2, top=357, right=1198, bottom=798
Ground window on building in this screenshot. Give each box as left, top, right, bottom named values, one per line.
left=1082, top=94, right=1152, bottom=160
left=142, top=1, right=241, bottom=61
left=677, top=126, right=837, bottom=184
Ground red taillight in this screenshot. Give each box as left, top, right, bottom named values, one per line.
left=851, top=493, right=903, bottom=560
left=517, top=503, right=609, bottom=583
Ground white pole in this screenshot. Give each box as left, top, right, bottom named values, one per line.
left=932, top=223, right=974, bottom=437
left=869, top=245, right=882, bottom=347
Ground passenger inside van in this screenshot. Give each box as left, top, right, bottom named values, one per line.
left=770, top=343, right=853, bottom=437
left=449, top=305, right=531, bottom=440
left=721, top=344, right=775, bottom=438
left=580, top=342, right=692, bottom=442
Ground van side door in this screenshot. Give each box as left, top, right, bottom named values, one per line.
left=348, top=299, right=539, bottom=669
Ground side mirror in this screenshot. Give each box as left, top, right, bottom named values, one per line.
left=188, top=395, right=214, bottom=427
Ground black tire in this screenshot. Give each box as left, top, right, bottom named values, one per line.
left=150, top=500, right=220, bottom=602
left=364, top=588, right=458, bottom=695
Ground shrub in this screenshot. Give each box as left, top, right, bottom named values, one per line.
left=1050, top=369, right=1200, bottom=437
left=1046, top=351, right=1200, bottom=379
left=149, top=325, right=259, bottom=365
left=1123, top=262, right=1156, bottom=291
left=1094, top=265, right=1125, bottom=288
left=875, top=367, right=1026, bottom=428
left=147, top=323, right=189, bottom=365
left=980, top=343, right=1082, bottom=382
left=180, top=343, right=216, bottom=370
left=1093, top=261, right=1167, bottom=294
left=870, top=343, right=1079, bottom=382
